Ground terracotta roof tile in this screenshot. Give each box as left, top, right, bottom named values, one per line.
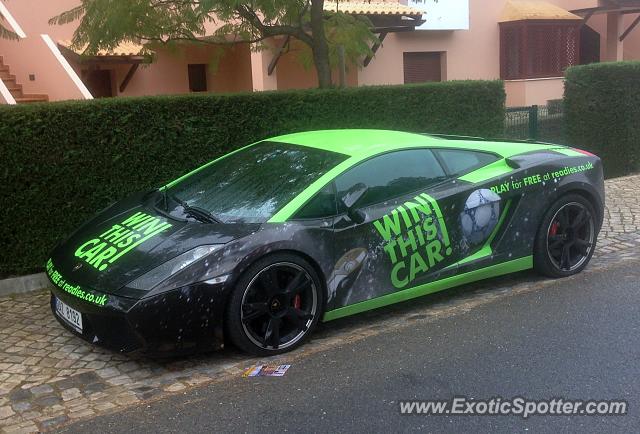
left=499, top=0, right=582, bottom=22
left=58, top=40, right=145, bottom=57
left=324, top=1, right=424, bottom=16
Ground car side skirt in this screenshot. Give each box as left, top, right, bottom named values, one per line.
left=322, top=255, right=533, bottom=321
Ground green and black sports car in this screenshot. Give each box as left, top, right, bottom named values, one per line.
left=46, top=130, right=604, bottom=356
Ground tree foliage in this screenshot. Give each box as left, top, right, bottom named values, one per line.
left=50, top=0, right=379, bottom=87
left=0, top=22, right=20, bottom=40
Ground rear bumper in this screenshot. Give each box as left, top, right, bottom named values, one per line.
left=49, top=280, right=229, bottom=356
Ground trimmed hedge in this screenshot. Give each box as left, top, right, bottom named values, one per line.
left=0, top=81, right=505, bottom=277
left=565, top=61, right=640, bottom=178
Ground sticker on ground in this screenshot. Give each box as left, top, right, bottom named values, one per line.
left=243, top=364, right=291, bottom=377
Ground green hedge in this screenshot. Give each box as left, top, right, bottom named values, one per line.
left=0, top=81, right=505, bottom=277
left=565, top=61, right=640, bottom=178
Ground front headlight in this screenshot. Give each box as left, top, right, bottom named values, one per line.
left=128, top=245, right=223, bottom=291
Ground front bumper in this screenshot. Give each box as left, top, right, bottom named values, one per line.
left=50, top=280, right=229, bottom=355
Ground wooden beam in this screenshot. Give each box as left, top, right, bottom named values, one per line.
left=579, top=9, right=596, bottom=27
left=119, top=63, right=139, bottom=93
left=57, top=45, right=82, bottom=64
left=370, top=25, right=421, bottom=33
left=363, top=32, right=388, bottom=67
left=267, top=36, right=290, bottom=76
left=80, top=56, right=147, bottom=65
left=620, top=13, right=640, bottom=40
left=572, top=6, right=640, bottom=16
left=57, top=44, right=148, bottom=65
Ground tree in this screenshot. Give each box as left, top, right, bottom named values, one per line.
left=0, top=23, right=20, bottom=40
left=50, top=0, right=377, bottom=88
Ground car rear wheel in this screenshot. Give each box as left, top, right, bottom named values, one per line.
left=534, top=194, right=597, bottom=278
left=225, top=253, right=324, bottom=356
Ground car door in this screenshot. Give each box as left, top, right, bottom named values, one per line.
left=329, top=148, right=456, bottom=309
left=428, top=148, right=508, bottom=270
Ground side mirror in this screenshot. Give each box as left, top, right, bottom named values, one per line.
left=341, top=183, right=368, bottom=224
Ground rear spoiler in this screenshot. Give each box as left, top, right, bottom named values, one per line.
left=421, top=133, right=559, bottom=146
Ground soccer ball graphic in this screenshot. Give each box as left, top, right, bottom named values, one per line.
left=460, top=189, right=501, bottom=244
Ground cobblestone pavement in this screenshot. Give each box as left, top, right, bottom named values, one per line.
left=600, top=174, right=640, bottom=239
left=1, top=175, right=639, bottom=433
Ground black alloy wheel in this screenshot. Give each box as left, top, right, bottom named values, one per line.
left=226, top=254, right=323, bottom=355
left=546, top=202, right=595, bottom=272
left=534, top=194, right=597, bottom=278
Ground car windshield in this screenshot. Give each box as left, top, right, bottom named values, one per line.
left=168, top=141, right=348, bottom=223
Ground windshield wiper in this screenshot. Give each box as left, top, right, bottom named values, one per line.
left=171, top=195, right=222, bottom=224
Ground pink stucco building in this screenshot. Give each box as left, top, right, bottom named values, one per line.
left=0, top=0, right=639, bottom=106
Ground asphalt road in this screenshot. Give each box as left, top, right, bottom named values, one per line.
left=60, top=259, right=640, bottom=433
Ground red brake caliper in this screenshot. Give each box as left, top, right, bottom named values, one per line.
left=293, top=294, right=301, bottom=309
left=549, top=221, right=559, bottom=236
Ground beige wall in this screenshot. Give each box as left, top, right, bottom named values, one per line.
left=504, top=77, right=565, bottom=106
left=0, top=0, right=253, bottom=99
left=622, top=12, right=640, bottom=60
left=359, top=0, right=505, bottom=85
left=276, top=41, right=358, bottom=90
left=0, top=0, right=86, bottom=100
left=96, top=44, right=253, bottom=97
left=2, top=0, right=79, bottom=40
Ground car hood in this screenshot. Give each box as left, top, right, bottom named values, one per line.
left=49, top=191, right=259, bottom=296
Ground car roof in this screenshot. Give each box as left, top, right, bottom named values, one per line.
left=270, top=129, right=564, bottom=159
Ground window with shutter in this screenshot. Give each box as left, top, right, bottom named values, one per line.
left=500, top=21, right=580, bottom=79
left=188, top=64, right=208, bottom=92
left=403, top=52, right=443, bottom=84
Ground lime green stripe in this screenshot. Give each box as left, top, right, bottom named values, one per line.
left=322, top=255, right=533, bottom=321
left=459, top=159, right=513, bottom=184
left=268, top=156, right=364, bottom=223
left=486, top=199, right=511, bottom=246
left=454, top=246, right=492, bottom=267
left=441, top=199, right=512, bottom=272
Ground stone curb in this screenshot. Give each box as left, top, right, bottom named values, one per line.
left=0, top=272, right=50, bottom=297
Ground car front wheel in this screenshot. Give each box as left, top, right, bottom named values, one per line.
left=225, top=253, right=324, bottom=356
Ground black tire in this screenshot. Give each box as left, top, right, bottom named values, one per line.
left=225, top=252, right=325, bottom=356
left=534, top=193, right=597, bottom=278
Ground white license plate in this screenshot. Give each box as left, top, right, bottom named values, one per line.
left=55, top=298, right=83, bottom=332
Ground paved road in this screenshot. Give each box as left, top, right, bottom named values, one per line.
left=60, top=258, right=640, bottom=434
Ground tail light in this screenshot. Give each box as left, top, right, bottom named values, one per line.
left=572, top=148, right=597, bottom=157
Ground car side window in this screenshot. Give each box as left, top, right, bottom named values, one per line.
left=434, top=149, right=499, bottom=177
left=292, top=183, right=337, bottom=219
left=334, top=149, right=446, bottom=210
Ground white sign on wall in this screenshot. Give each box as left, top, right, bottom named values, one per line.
left=408, top=0, right=470, bottom=30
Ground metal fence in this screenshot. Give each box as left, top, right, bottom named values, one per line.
left=504, top=102, right=567, bottom=144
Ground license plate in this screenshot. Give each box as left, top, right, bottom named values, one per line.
left=55, top=297, right=83, bottom=332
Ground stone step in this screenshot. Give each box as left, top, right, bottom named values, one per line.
left=0, top=71, right=15, bottom=80
left=0, top=61, right=49, bottom=103
left=15, top=94, right=49, bottom=103
left=8, top=86, right=23, bottom=98
left=2, top=77, right=17, bottom=87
